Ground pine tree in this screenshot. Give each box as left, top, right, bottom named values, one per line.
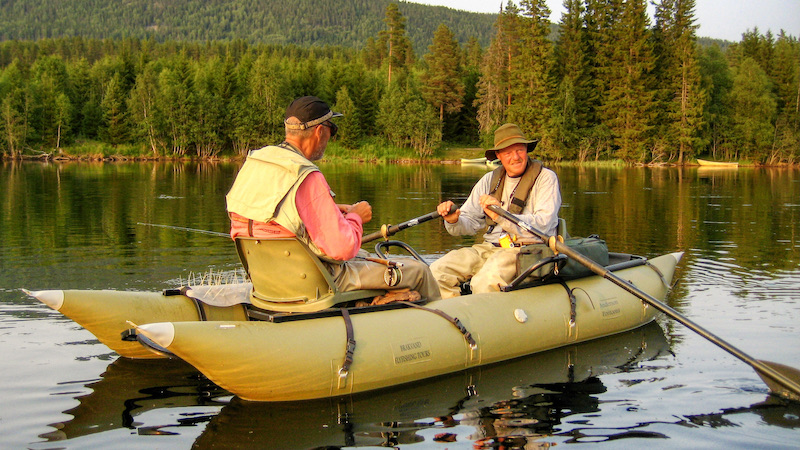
left=552, top=0, right=590, bottom=159
left=420, top=24, right=465, bottom=122
left=334, top=85, right=359, bottom=149
left=507, top=0, right=554, bottom=148
left=128, top=63, right=163, bottom=155
left=769, top=33, right=800, bottom=163
left=100, top=72, right=129, bottom=146
left=476, top=2, right=522, bottom=143
left=653, top=0, right=705, bottom=163
left=0, top=61, right=31, bottom=157
left=698, top=45, right=734, bottom=159
left=601, top=0, right=655, bottom=162
left=730, top=57, right=777, bottom=162
left=380, top=3, right=412, bottom=86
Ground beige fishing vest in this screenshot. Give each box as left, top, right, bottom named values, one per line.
left=225, top=144, right=336, bottom=263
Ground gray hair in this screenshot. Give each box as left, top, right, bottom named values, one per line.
left=285, top=117, right=316, bottom=139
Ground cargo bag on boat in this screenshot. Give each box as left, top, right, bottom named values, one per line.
left=515, top=236, right=609, bottom=281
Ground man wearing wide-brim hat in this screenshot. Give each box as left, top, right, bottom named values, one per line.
left=430, top=123, right=562, bottom=298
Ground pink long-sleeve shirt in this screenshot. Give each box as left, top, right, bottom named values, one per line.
left=230, top=171, right=363, bottom=261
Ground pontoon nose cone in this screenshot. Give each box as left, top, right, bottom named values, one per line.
left=22, top=289, right=65, bottom=311
left=670, top=252, right=684, bottom=264
left=136, top=322, right=176, bottom=349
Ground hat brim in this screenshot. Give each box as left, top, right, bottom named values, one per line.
left=485, top=140, right=539, bottom=161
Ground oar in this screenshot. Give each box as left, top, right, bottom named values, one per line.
left=362, top=209, right=446, bottom=244
left=487, top=204, right=800, bottom=401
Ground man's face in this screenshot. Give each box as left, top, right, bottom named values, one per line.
left=496, top=143, right=528, bottom=177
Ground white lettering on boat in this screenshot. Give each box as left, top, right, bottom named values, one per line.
left=392, top=337, right=432, bottom=365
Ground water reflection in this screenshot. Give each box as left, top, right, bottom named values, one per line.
left=3, top=162, right=799, bottom=448
left=196, top=322, right=670, bottom=447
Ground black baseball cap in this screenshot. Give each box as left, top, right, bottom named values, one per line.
left=284, top=96, right=342, bottom=130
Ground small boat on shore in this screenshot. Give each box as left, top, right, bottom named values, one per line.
left=697, top=158, right=738, bottom=167
left=460, top=157, right=487, bottom=164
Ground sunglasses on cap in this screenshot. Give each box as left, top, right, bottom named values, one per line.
left=320, top=121, right=338, bottom=137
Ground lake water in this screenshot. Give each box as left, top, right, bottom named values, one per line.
left=1, top=161, right=799, bottom=448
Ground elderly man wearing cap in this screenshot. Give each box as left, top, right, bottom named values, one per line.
left=430, top=123, right=562, bottom=298
left=226, top=96, right=441, bottom=301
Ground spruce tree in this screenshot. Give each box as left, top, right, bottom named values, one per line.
left=730, top=57, right=777, bottom=162
left=507, top=0, right=554, bottom=150
left=420, top=24, right=465, bottom=122
left=653, top=0, right=705, bottom=163
left=552, top=0, right=590, bottom=160
left=601, top=0, right=655, bottom=162
left=476, top=2, right=522, bottom=144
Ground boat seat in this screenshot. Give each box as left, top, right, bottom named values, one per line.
left=557, top=217, right=569, bottom=239
left=234, top=237, right=385, bottom=313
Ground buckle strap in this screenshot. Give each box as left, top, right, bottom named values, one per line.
left=645, top=261, right=671, bottom=289
left=400, top=301, right=477, bottom=350
left=558, top=280, right=577, bottom=326
left=338, top=309, right=356, bottom=388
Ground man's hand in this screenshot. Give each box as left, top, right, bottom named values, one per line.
left=479, top=194, right=501, bottom=221
left=437, top=201, right=460, bottom=224
left=346, top=201, right=372, bottom=223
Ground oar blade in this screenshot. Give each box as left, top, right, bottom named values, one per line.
left=756, top=360, right=800, bottom=402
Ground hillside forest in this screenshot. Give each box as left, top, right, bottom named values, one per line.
left=1, top=0, right=798, bottom=164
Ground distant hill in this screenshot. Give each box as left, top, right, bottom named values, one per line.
left=0, top=0, right=497, bottom=54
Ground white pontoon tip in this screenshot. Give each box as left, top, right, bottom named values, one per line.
left=22, top=289, right=65, bottom=311
left=135, top=322, right=176, bottom=349
left=670, top=252, right=684, bottom=264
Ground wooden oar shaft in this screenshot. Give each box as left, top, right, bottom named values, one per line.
left=488, top=205, right=800, bottom=400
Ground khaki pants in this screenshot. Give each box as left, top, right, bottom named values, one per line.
left=429, top=242, right=520, bottom=298
left=332, top=251, right=442, bottom=301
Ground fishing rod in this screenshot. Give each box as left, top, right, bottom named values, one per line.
left=136, top=222, right=230, bottom=238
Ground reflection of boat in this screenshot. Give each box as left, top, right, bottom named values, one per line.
left=39, top=358, right=224, bottom=442
left=697, top=158, right=738, bottom=167
left=192, top=322, right=670, bottom=448
left=133, top=253, right=681, bottom=401
left=486, top=159, right=502, bottom=169
left=460, top=157, right=487, bottom=164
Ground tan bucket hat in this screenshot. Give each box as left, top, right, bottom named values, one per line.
left=485, top=123, right=539, bottom=161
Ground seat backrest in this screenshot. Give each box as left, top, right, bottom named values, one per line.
left=234, top=237, right=383, bottom=312
left=558, top=218, right=569, bottom=239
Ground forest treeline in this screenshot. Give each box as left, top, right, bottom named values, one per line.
left=0, top=0, right=497, bottom=56
left=1, top=0, right=798, bottom=164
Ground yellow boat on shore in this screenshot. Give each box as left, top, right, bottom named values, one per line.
left=697, top=158, right=739, bottom=167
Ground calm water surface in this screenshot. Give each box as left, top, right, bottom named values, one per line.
left=1, top=161, right=799, bottom=448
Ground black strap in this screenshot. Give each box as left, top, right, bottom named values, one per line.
left=486, top=158, right=543, bottom=228
left=557, top=280, right=577, bottom=325
left=400, top=301, right=477, bottom=349
left=339, top=309, right=356, bottom=384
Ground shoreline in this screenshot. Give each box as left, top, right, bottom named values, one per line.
left=3, top=152, right=796, bottom=168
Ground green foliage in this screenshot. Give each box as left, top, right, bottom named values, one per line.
left=0, top=0, right=797, bottom=164
left=0, top=0, right=495, bottom=58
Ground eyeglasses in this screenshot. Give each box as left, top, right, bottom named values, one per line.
left=320, top=121, right=338, bottom=137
